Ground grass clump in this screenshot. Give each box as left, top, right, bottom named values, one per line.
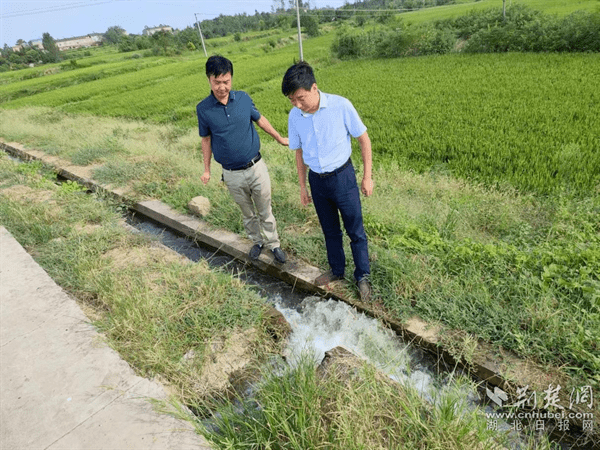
left=200, top=354, right=552, bottom=450
left=70, top=135, right=126, bottom=165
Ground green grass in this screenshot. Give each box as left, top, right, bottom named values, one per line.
left=199, top=354, right=552, bottom=450
left=3, top=45, right=598, bottom=196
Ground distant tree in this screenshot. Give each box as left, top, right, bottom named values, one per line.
left=151, top=30, right=174, bottom=52
left=42, top=32, right=61, bottom=62
left=1, top=44, right=14, bottom=70
left=288, top=0, right=309, bottom=9
left=174, top=26, right=201, bottom=49
left=271, top=0, right=285, bottom=12
left=16, top=39, right=26, bottom=47
left=24, top=49, right=40, bottom=64
left=301, top=13, right=320, bottom=36
left=8, top=52, right=22, bottom=64
left=103, top=26, right=126, bottom=45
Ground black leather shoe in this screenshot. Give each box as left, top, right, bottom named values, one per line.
left=271, top=247, right=286, bottom=263
left=249, top=244, right=263, bottom=260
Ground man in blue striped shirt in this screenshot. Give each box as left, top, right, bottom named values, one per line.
left=282, top=61, right=374, bottom=302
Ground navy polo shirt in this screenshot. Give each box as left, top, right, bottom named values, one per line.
left=196, top=90, right=262, bottom=170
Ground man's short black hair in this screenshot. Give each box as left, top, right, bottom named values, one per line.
left=281, top=61, right=316, bottom=97
left=206, top=55, right=233, bottom=78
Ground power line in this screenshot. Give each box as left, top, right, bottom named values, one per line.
left=193, top=5, right=431, bottom=19
left=0, top=1, right=114, bottom=19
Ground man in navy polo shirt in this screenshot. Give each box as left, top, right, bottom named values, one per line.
left=196, top=55, right=288, bottom=263
left=282, top=61, right=373, bottom=302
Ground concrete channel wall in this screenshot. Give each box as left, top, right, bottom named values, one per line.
left=2, top=140, right=597, bottom=448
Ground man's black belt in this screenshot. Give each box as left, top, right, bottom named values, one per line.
left=312, top=158, right=352, bottom=178
left=226, top=153, right=261, bottom=171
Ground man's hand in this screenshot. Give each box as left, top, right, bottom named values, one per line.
left=361, top=177, right=374, bottom=197
left=201, top=171, right=211, bottom=185
left=279, top=137, right=289, bottom=146
left=300, top=187, right=312, bottom=206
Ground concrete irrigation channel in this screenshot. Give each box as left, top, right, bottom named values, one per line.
left=2, top=140, right=598, bottom=449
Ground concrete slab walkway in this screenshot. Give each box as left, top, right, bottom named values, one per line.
left=0, top=226, right=212, bottom=450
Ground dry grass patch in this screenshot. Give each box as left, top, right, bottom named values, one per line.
left=0, top=184, right=55, bottom=204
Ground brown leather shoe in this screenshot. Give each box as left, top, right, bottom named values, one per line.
left=314, top=270, right=344, bottom=286
left=358, top=278, right=372, bottom=302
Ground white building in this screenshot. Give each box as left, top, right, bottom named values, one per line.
left=142, top=26, right=173, bottom=36
left=56, top=34, right=103, bottom=51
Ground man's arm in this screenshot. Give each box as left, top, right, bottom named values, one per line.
left=257, top=116, right=289, bottom=146
left=356, top=131, right=373, bottom=197
left=295, top=148, right=312, bottom=206
left=201, top=135, right=212, bottom=185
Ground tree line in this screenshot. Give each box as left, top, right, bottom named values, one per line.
left=1, top=0, right=458, bottom=71
left=7, top=1, right=597, bottom=71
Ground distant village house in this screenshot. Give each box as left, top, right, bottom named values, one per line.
left=56, top=34, right=103, bottom=50
left=142, top=26, right=173, bottom=36
left=12, top=39, right=43, bottom=52
left=10, top=25, right=172, bottom=53
left=12, top=33, right=103, bottom=52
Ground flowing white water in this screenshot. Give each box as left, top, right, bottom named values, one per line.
left=272, top=294, right=523, bottom=440
left=273, top=295, right=448, bottom=404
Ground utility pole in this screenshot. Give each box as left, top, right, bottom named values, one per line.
left=194, top=13, right=208, bottom=57
left=295, top=0, right=303, bottom=61
left=502, top=0, right=506, bottom=20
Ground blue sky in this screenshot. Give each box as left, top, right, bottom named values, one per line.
left=1, top=0, right=348, bottom=47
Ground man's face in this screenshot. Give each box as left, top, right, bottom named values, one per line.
left=288, top=83, right=319, bottom=114
left=208, top=72, right=232, bottom=103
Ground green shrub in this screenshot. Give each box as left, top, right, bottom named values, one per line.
left=355, top=14, right=367, bottom=27
left=332, top=27, right=374, bottom=59
left=301, top=14, right=320, bottom=37
left=373, top=29, right=412, bottom=58
left=461, top=7, right=600, bottom=53
left=409, top=26, right=456, bottom=56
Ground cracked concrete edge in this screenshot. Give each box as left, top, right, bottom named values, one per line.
left=2, top=140, right=597, bottom=440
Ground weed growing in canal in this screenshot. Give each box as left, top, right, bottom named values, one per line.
left=198, top=354, right=553, bottom=450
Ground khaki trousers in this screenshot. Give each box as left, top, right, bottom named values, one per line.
left=222, top=158, right=280, bottom=249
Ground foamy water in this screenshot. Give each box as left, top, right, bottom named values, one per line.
left=273, top=295, right=437, bottom=402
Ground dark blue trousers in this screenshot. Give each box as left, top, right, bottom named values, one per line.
left=308, top=161, right=370, bottom=282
